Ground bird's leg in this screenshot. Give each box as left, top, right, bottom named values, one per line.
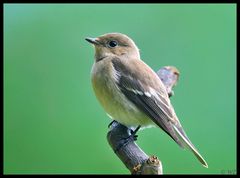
left=113, top=125, right=141, bottom=153
left=130, top=125, right=141, bottom=141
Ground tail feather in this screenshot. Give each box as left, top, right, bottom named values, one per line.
left=172, top=125, right=208, bottom=168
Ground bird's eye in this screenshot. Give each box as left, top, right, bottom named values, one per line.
left=108, top=40, right=118, bottom=48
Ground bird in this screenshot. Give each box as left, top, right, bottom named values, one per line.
left=85, top=32, right=208, bottom=168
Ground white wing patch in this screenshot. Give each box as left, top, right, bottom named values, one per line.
left=124, top=85, right=175, bottom=122
left=125, top=87, right=144, bottom=96
left=144, top=92, right=151, bottom=97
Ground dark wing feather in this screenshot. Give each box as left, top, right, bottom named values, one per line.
left=112, top=59, right=184, bottom=147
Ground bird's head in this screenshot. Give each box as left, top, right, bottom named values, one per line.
left=85, top=33, right=140, bottom=62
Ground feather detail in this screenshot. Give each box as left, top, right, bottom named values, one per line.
left=172, top=125, right=208, bottom=168
left=111, top=58, right=184, bottom=146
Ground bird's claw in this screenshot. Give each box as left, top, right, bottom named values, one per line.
left=108, top=120, right=116, bottom=128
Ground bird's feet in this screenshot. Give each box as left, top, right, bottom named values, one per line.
left=113, top=125, right=141, bottom=153
left=108, top=120, right=117, bottom=128
left=129, top=125, right=141, bottom=141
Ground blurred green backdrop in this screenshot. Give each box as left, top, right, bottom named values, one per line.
left=4, top=4, right=236, bottom=174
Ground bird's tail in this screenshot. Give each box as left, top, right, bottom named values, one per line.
left=172, top=125, right=208, bottom=168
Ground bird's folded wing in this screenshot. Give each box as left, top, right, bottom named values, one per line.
left=111, top=58, right=184, bottom=147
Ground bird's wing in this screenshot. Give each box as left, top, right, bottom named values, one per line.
left=111, top=58, right=184, bottom=147
left=111, top=58, right=208, bottom=167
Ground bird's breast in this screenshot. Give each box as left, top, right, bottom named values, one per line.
left=91, top=60, right=152, bottom=127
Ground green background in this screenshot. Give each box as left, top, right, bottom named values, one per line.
left=4, top=4, right=236, bottom=174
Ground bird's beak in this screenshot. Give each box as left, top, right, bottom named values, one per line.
left=85, top=37, right=100, bottom=45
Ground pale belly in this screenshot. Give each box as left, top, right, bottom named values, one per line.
left=91, top=63, right=154, bottom=127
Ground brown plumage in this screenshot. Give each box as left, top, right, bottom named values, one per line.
left=86, top=32, right=208, bottom=168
